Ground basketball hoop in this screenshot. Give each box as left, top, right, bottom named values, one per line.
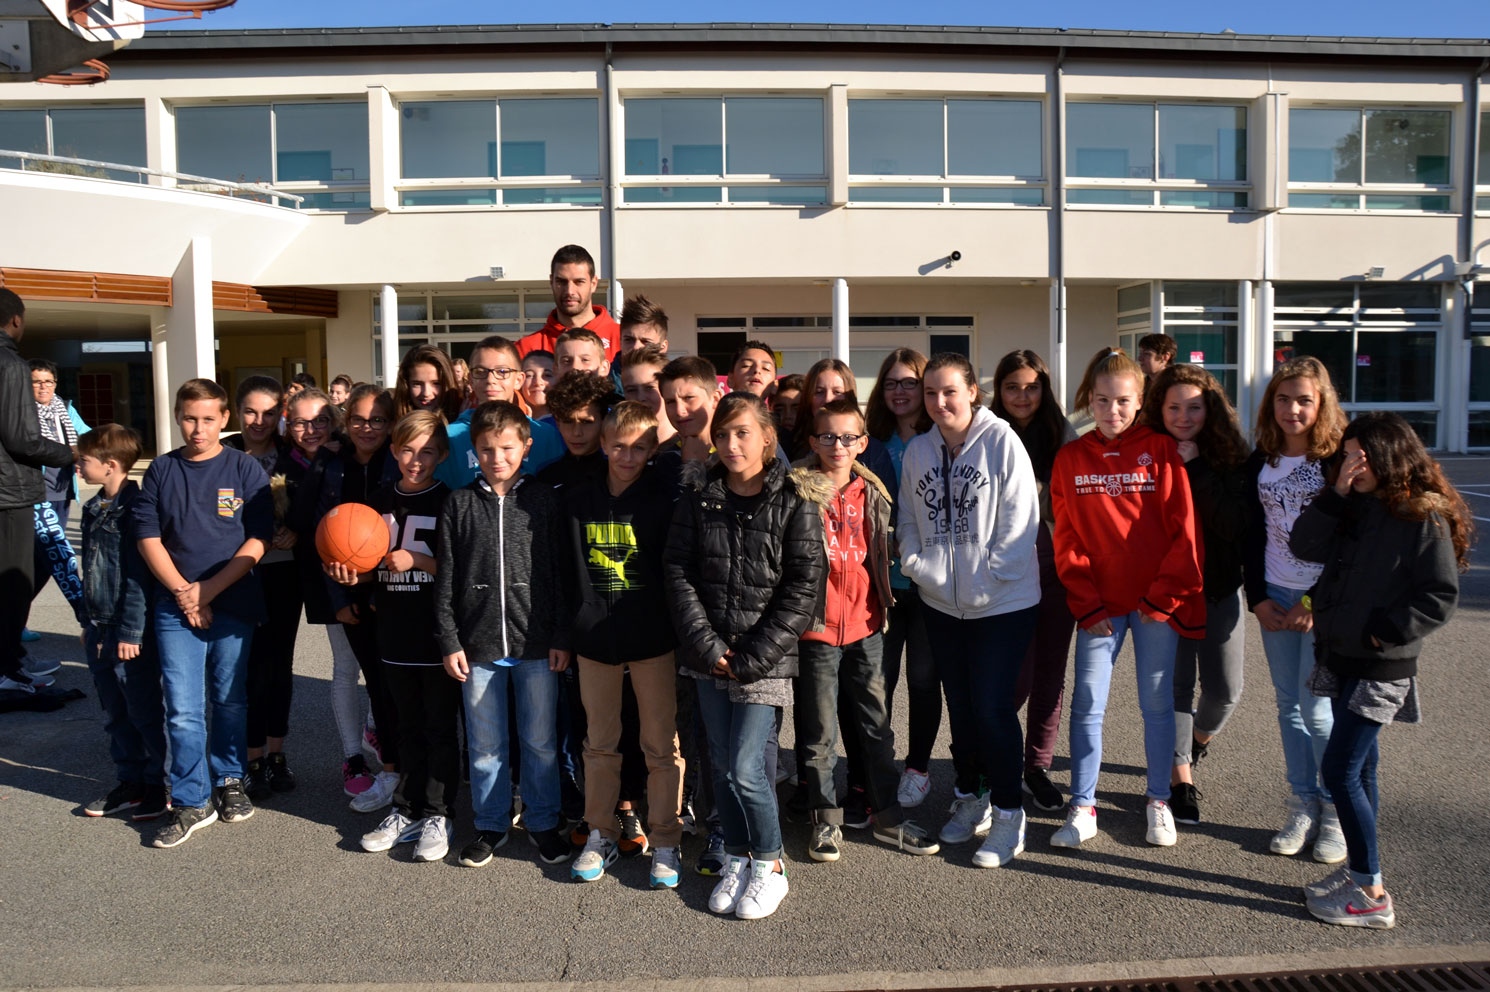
left=34, top=0, right=236, bottom=85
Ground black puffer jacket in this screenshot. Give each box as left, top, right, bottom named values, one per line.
left=663, top=457, right=825, bottom=684
left=0, top=333, right=73, bottom=510
left=1183, top=455, right=1249, bottom=601
left=1290, top=486, right=1459, bottom=681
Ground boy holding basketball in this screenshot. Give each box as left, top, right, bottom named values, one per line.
left=134, top=378, right=274, bottom=849
left=331, top=411, right=459, bottom=862
left=436, top=401, right=574, bottom=868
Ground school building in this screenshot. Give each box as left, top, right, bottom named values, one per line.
left=2, top=23, right=1489, bottom=452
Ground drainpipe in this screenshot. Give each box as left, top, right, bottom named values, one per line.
left=604, top=41, right=623, bottom=312
left=1051, top=46, right=1068, bottom=406
left=1455, top=60, right=1489, bottom=452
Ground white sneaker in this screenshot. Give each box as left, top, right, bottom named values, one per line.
left=349, top=770, right=399, bottom=813
left=734, top=859, right=789, bottom=920
left=1050, top=805, right=1098, bottom=848
left=1145, top=799, right=1177, bottom=847
left=361, top=811, right=419, bottom=852
left=938, top=791, right=992, bottom=844
left=1304, top=865, right=1354, bottom=902
left=972, top=807, right=1025, bottom=868
left=1313, top=803, right=1348, bottom=864
left=896, top=767, right=931, bottom=808
left=570, top=830, right=619, bottom=882
left=707, top=855, right=751, bottom=914
left=413, top=815, right=450, bottom=862
left=1270, top=795, right=1320, bottom=856
left=649, top=846, right=682, bottom=889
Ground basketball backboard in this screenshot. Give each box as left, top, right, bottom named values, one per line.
left=39, top=0, right=146, bottom=41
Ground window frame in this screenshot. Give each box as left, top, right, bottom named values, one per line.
left=173, top=99, right=372, bottom=211
left=1286, top=105, right=1455, bottom=213
left=1115, top=282, right=1242, bottom=403
left=845, top=96, right=1046, bottom=207
left=1065, top=100, right=1250, bottom=211
left=1468, top=290, right=1490, bottom=448
left=0, top=104, right=147, bottom=183
left=1476, top=110, right=1489, bottom=214
left=393, top=96, right=605, bottom=210
left=618, top=93, right=829, bottom=207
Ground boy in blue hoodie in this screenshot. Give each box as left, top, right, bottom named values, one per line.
left=77, top=424, right=168, bottom=823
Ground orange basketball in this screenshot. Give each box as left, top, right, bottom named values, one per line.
left=315, top=502, right=391, bottom=574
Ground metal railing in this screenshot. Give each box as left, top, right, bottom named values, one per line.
left=0, top=150, right=305, bottom=207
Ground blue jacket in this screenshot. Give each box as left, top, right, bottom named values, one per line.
left=80, top=480, right=152, bottom=643
left=437, top=407, right=564, bottom=491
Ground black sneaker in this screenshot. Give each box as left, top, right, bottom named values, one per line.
left=616, top=805, right=648, bottom=857
left=152, top=804, right=218, bottom=848
left=132, top=785, right=170, bottom=822
left=1190, top=736, right=1211, bottom=770
left=213, top=778, right=255, bottom=823
left=1022, top=768, right=1065, bottom=812
left=842, top=787, right=873, bottom=830
left=244, top=758, right=272, bottom=803
left=458, top=829, right=508, bottom=868
left=1171, top=783, right=1203, bottom=825
left=266, top=752, right=296, bottom=793
left=531, top=827, right=574, bottom=864
left=568, top=819, right=591, bottom=849
left=680, top=788, right=697, bottom=835
left=84, top=781, right=144, bottom=817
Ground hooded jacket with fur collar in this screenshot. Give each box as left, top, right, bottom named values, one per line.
left=790, top=458, right=895, bottom=642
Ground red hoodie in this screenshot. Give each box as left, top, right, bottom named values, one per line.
left=801, top=475, right=883, bottom=646
left=1050, top=424, right=1205, bottom=638
left=516, top=305, right=620, bottom=358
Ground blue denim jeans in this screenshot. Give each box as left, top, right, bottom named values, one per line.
left=1257, top=582, right=1333, bottom=804
left=694, top=677, right=783, bottom=861
left=153, top=601, right=254, bottom=810
left=922, top=604, right=1038, bottom=809
left=1321, top=684, right=1384, bottom=888
left=1070, top=611, right=1178, bottom=807
left=84, top=623, right=167, bottom=789
left=463, top=659, right=561, bottom=833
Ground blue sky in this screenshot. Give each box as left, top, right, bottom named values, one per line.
left=172, top=1, right=1490, bottom=38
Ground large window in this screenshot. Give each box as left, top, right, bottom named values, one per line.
left=0, top=105, right=146, bottom=182
left=176, top=102, right=369, bottom=209
left=1273, top=282, right=1444, bottom=446
left=398, top=98, right=601, bottom=207
left=1470, top=290, right=1490, bottom=447
left=371, top=287, right=607, bottom=379
left=1067, top=103, right=1247, bottom=208
left=847, top=98, right=1043, bottom=205
left=1288, top=108, right=1452, bottom=211
left=622, top=97, right=826, bottom=205
left=1115, top=282, right=1241, bottom=400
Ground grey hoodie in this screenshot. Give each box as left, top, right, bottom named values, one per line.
left=895, top=405, right=1042, bottom=620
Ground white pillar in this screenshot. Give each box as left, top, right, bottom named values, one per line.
left=1255, top=279, right=1275, bottom=433
left=831, top=278, right=849, bottom=363
left=1237, top=279, right=1255, bottom=423
left=610, top=277, right=624, bottom=314
left=379, top=284, right=399, bottom=387
left=151, top=237, right=215, bottom=454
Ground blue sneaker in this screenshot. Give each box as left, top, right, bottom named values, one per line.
left=695, top=828, right=727, bottom=875
left=650, top=846, right=681, bottom=889
left=20, top=628, right=40, bottom=643
left=570, top=830, right=618, bottom=882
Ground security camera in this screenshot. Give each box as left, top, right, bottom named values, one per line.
left=949, top=250, right=962, bottom=262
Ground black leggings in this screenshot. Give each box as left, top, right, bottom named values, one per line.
left=246, top=560, right=303, bottom=749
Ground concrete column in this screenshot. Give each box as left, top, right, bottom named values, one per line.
left=610, top=278, right=624, bottom=315
left=379, top=284, right=399, bottom=387
left=1237, top=280, right=1255, bottom=425
left=1255, top=279, right=1275, bottom=429
left=144, top=95, right=174, bottom=188
left=150, top=237, right=215, bottom=454
left=831, top=278, right=849, bottom=363
left=367, top=86, right=397, bottom=213
left=827, top=84, right=849, bottom=207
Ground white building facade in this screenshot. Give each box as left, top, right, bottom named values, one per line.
left=1, top=24, right=1488, bottom=452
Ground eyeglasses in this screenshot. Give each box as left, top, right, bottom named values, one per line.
left=31, top=378, right=57, bottom=388
left=288, top=415, right=332, bottom=432
left=813, top=432, right=864, bottom=447
left=349, top=416, right=389, bottom=429
left=470, top=366, right=517, bottom=381
left=883, top=377, right=921, bottom=392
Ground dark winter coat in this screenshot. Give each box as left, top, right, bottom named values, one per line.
left=1290, top=486, right=1459, bottom=681
left=1183, top=455, right=1250, bottom=601
left=80, top=480, right=152, bottom=643
left=663, top=457, right=825, bottom=684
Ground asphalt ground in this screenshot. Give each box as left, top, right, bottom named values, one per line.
left=3, top=459, right=1490, bottom=990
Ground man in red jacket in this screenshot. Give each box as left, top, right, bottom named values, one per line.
left=517, top=245, right=620, bottom=360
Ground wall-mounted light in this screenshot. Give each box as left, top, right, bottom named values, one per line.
left=1365, top=266, right=1385, bottom=279
left=489, top=266, right=505, bottom=280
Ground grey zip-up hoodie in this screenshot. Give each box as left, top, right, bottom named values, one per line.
left=896, top=405, right=1042, bottom=620
left=435, top=476, right=569, bottom=661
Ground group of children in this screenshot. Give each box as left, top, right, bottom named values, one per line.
left=67, top=249, right=1469, bottom=926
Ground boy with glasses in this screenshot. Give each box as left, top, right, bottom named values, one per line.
left=439, top=336, right=563, bottom=490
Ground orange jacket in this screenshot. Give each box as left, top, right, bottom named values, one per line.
left=1050, top=424, right=1205, bottom=638
left=515, top=305, right=620, bottom=358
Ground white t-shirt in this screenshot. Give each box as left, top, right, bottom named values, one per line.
left=1256, top=454, right=1326, bottom=590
